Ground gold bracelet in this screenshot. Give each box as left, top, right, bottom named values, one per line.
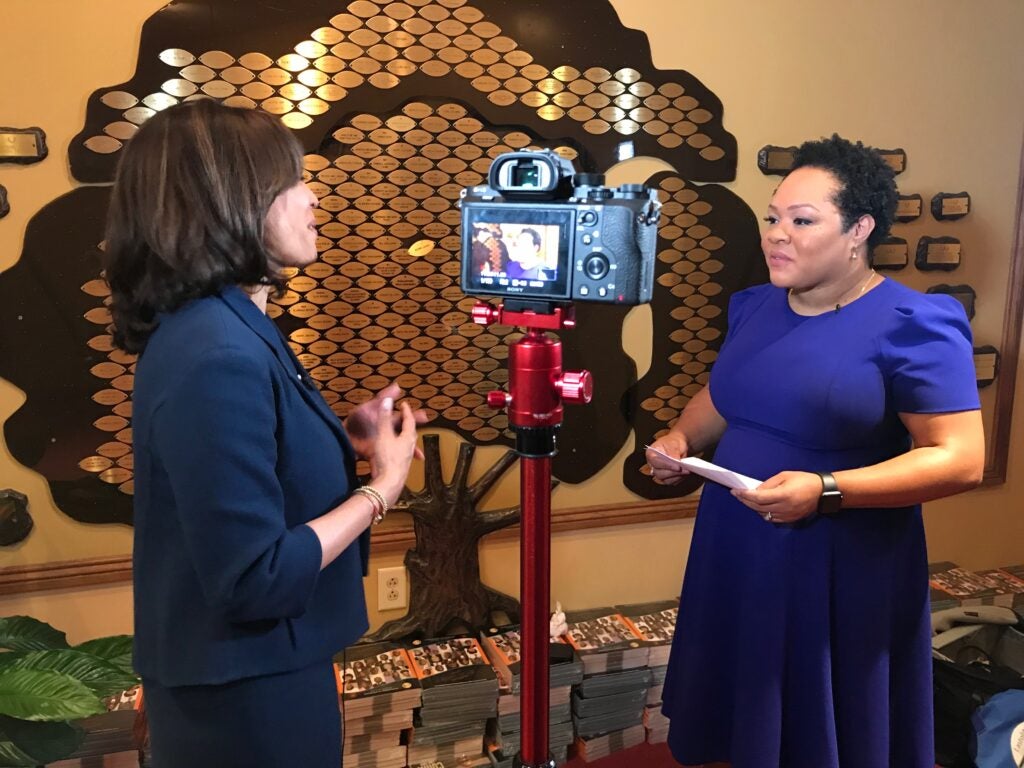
left=352, top=485, right=388, bottom=525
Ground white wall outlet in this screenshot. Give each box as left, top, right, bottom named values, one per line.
left=377, top=566, right=408, bottom=611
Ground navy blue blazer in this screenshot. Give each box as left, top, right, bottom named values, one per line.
left=131, top=286, right=370, bottom=686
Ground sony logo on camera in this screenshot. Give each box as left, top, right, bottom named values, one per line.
left=459, top=150, right=661, bottom=306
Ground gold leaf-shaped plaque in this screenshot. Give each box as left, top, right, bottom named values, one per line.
left=101, top=91, right=138, bottom=110
left=614, top=93, right=640, bottom=110
left=614, top=67, right=641, bottom=84
left=159, top=48, right=195, bottom=67
left=551, top=65, right=581, bottom=82
left=503, top=77, right=532, bottom=94
left=221, top=66, right=255, bottom=85
left=642, top=119, right=669, bottom=136
left=369, top=72, right=402, bottom=89
left=97, top=441, right=131, bottom=459
left=568, top=106, right=596, bottom=122
left=437, top=19, right=468, bottom=36
left=261, top=97, right=294, bottom=115
left=85, top=135, right=123, bottom=154
left=583, top=119, right=611, bottom=135
left=201, top=80, right=236, bottom=99
left=351, top=57, right=383, bottom=75
left=296, top=40, right=328, bottom=60
left=180, top=64, right=216, bottom=83
left=504, top=49, right=532, bottom=67
left=161, top=78, right=198, bottom=97
left=278, top=54, right=310, bottom=72
left=438, top=47, right=468, bottom=64
left=583, top=67, right=611, bottom=83
left=674, top=95, right=700, bottom=111
left=333, top=71, right=365, bottom=89
left=420, top=32, right=452, bottom=50
left=280, top=83, right=312, bottom=101
left=199, top=50, right=234, bottom=69
left=487, top=36, right=517, bottom=54
left=349, top=0, right=381, bottom=18
left=520, top=92, right=548, bottom=108
left=369, top=43, right=399, bottom=61
left=329, top=13, right=362, bottom=31
left=299, top=69, right=330, bottom=87
left=238, top=52, right=273, bottom=70
left=385, top=30, right=417, bottom=48
left=537, top=105, right=565, bottom=121
left=552, top=92, right=580, bottom=108
left=613, top=119, right=640, bottom=135
left=99, top=467, right=133, bottom=485
left=599, top=80, right=626, bottom=96
left=418, top=4, right=451, bottom=22
left=80, top=456, right=114, bottom=473
left=487, top=90, right=516, bottom=107
left=700, top=146, right=726, bottom=162
left=241, top=82, right=275, bottom=100
left=368, top=16, right=399, bottom=34
left=316, top=84, right=347, bottom=102
left=659, top=82, right=685, bottom=98
left=421, top=60, right=451, bottom=77
left=123, top=107, right=156, bottom=125
left=313, top=56, right=345, bottom=74
left=299, top=98, right=330, bottom=116
left=312, top=27, right=345, bottom=45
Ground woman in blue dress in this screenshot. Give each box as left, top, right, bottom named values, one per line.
left=646, top=135, right=984, bottom=768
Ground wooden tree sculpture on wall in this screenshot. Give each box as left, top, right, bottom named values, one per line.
left=373, top=433, right=524, bottom=640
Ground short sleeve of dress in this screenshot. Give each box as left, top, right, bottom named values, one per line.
left=881, top=293, right=980, bottom=414
left=722, top=285, right=768, bottom=345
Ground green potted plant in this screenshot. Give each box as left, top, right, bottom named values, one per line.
left=0, top=616, right=138, bottom=767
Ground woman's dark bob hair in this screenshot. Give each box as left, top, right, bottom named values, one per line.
left=104, top=99, right=303, bottom=353
left=790, top=133, right=898, bottom=251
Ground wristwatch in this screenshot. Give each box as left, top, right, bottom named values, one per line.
left=816, top=472, right=843, bottom=515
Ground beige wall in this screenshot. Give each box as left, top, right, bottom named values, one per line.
left=1, top=0, right=1021, bottom=642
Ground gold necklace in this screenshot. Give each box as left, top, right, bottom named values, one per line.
left=789, top=270, right=878, bottom=314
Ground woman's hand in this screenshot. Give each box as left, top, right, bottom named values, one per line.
left=344, top=383, right=427, bottom=462
left=366, top=396, right=420, bottom=506
left=645, top=431, right=692, bottom=485
left=730, top=471, right=821, bottom=524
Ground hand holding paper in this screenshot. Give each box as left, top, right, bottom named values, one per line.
left=645, top=445, right=762, bottom=491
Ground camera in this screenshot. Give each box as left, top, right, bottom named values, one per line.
left=459, top=150, right=661, bottom=306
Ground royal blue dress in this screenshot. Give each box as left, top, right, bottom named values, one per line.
left=662, top=279, right=980, bottom=768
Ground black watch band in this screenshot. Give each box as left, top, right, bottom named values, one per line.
left=816, top=471, right=843, bottom=515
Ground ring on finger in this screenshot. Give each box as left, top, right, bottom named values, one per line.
left=765, top=511, right=773, bottom=522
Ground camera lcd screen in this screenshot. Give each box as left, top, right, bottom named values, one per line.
left=461, top=206, right=573, bottom=300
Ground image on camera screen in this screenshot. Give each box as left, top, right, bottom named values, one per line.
left=461, top=207, right=573, bottom=300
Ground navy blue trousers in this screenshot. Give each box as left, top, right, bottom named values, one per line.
left=143, top=661, right=340, bottom=768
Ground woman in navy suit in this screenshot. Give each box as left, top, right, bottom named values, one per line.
left=104, top=99, right=422, bottom=767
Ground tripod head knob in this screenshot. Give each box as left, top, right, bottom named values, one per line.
left=554, top=370, right=593, bottom=405
left=487, top=390, right=512, bottom=410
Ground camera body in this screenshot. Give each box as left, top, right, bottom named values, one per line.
left=460, top=150, right=661, bottom=306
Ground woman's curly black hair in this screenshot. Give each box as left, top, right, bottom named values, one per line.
left=790, top=134, right=898, bottom=249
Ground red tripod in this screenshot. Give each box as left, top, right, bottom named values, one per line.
left=475, top=301, right=592, bottom=768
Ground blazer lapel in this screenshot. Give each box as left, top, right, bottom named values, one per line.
left=219, top=286, right=356, bottom=461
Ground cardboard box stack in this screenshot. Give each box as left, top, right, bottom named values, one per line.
left=406, top=634, right=498, bottom=767
left=338, top=640, right=422, bottom=768
left=563, top=608, right=652, bottom=762
left=479, top=623, right=582, bottom=767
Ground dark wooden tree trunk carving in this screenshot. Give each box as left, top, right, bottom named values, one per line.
left=371, top=434, right=522, bottom=641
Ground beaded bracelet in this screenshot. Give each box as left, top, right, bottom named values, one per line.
left=352, top=485, right=388, bottom=525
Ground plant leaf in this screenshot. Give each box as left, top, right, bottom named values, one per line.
left=0, top=669, right=104, bottom=722
left=2, top=651, right=138, bottom=699
left=0, top=715, right=82, bottom=766
left=0, top=618, right=68, bottom=653
left=74, top=636, right=134, bottom=678
left=0, top=655, right=24, bottom=671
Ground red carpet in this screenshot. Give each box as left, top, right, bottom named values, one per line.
left=562, top=741, right=690, bottom=768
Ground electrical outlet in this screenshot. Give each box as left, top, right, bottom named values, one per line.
left=377, top=566, right=408, bottom=611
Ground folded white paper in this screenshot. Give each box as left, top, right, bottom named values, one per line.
left=644, top=445, right=762, bottom=491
